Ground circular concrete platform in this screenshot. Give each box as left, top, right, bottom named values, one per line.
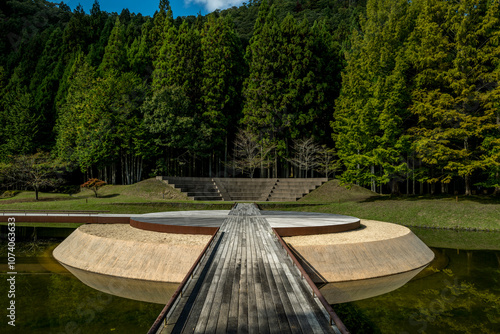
left=53, top=210, right=433, bottom=305
left=130, top=210, right=361, bottom=236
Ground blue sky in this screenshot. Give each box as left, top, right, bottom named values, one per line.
left=63, top=0, right=245, bottom=18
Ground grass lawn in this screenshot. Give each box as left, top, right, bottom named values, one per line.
left=0, top=178, right=233, bottom=214
left=261, top=180, right=500, bottom=231
left=1, top=178, right=499, bottom=231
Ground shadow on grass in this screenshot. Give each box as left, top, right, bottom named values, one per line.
left=359, top=194, right=500, bottom=205
left=0, top=196, right=80, bottom=205
left=96, top=194, right=120, bottom=198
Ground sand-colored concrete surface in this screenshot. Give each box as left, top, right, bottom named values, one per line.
left=284, top=220, right=434, bottom=283
left=53, top=224, right=211, bottom=283
left=284, top=220, right=409, bottom=245
left=79, top=223, right=211, bottom=244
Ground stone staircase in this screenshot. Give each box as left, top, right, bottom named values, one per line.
left=159, top=177, right=222, bottom=201
left=157, top=176, right=327, bottom=201
left=267, top=178, right=327, bottom=201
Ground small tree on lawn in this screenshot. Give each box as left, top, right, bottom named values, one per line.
left=1, top=152, right=65, bottom=200
left=81, top=178, right=107, bottom=198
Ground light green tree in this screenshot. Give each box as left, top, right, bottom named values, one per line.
left=408, top=0, right=500, bottom=195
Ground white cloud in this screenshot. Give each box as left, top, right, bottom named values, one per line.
left=186, top=0, right=245, bottom=12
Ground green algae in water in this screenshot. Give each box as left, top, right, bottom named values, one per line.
left=0, top=240, right=164, bottom=334
left=336, top=248, right=500, bottom=334
left=3, top=233, right=500, bottom=334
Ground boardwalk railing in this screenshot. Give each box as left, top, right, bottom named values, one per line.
left=148, top=228, right=221, bottom=334
left=272, top=228, right=350, bottom=334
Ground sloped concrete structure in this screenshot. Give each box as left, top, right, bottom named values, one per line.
left=52, top=209, right=433, bottom=306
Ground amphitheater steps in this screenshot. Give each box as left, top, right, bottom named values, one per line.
left=157, top=176, right=327, bottom=201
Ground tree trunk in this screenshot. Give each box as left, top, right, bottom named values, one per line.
left=391, top=179, right=400, bottom=195
left=371, top=165, right=376, bottom=192
left=465, top=174, right=471, bottom=196
left=224, top=136, right=228, bottom=178
left=209, top=154, right=212, bottom=177
left=35, top=187, right=39, bottom=200
left=274, top=153, right=278, bottom=178
left=412, top=160, right=415, bottom=195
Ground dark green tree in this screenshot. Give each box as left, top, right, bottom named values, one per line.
left=333, top=0, right=415, bottom=193
left=98, top=17, right=128, bottom=74
left=201, top=15, right=245, bottom=174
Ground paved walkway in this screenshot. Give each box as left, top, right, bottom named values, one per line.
left=160, top=203, right=339, bottom=334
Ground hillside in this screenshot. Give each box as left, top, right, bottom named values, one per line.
left=300, top=179, right=378, bottom=203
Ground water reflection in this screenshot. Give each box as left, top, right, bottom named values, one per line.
left=61, top=264, right=179, bottom=304
left=335, top=247, right=500, bottom=334
left=320, top=266, right=427, bottom=304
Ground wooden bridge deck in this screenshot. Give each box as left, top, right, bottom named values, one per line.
left=158, top=203, right=339, bottom=334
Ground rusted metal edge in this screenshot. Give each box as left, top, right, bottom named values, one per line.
left=274, top=220, right=360, bottom=237
left=147, top=227, right=220, bottom=334
left=0, top=215, right=129, bottom=224
left=0, top=209, right=110, bottom=213
left=272, top=228, right=350, bottom=334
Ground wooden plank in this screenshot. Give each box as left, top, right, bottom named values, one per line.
left=203, top=217, right=238, bottom=333
left=227, top=219, right=243, bottom=334
left=237, top=220, right=249, bottom=334
left=245, top=216, right=259, bottom=334
left=215, top=217, right=240, bottom=333
left=258, top=231, right=293, bottom=333
left=255, top=222, right=282, bottom=334
left=248, top=215, right=268, bottom=334
left=164, top=230, right=224, bottom=333
left=161, top=203, right=336, bottom=334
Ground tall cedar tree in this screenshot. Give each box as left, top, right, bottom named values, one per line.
left=408, top=0, right=500, bottom=195
left=98, top=17, right=128, bottom=75
left=201, top=15, right=244, bottom=161
left=244, top=0, right=337, bottom=177
left=333, top=0, right=415, bottom=193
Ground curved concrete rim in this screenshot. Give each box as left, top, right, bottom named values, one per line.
left=130, top=210, right=361, bottom=236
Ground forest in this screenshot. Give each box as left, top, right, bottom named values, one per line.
left=0, top=0, right=499, bottom=196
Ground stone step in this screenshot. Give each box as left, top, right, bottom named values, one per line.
left=159, top=177, right=326, bottom=202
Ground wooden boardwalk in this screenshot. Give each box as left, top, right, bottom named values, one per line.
left=158, top=203, right=340, bottom=334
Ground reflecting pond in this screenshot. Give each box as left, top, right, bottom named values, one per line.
left=0, top=240, right=163, bottom=334
left=1, top=227, right=499, bottom=333
left=334, top=228, right=500, bottom=333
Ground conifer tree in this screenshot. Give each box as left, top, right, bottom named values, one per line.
left=408, top=0, right=500, bottom=195
left=242, top=2, right=282, bottom=175
left=201, top=15, right=244, bottom=158
left=243, top=1, right=339, bottom=177
left=128, top=19, right=153, bottom=78
left=1, top=87, right=39, bottom=156
left=98, top=17, right=128, bottom=74
left=148, top=0, right=173, bottom=63
left=333, top=0, right=414, bottom=193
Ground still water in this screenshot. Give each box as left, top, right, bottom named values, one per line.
left=335, top=228, right=500, bottom=334
left=1, top=227, right=499, bottom=334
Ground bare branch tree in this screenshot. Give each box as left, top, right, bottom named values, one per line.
left=315, top=145, right=339, bottom=178
left=229, top=129, right=274, bottom=178
left=289, top=138, right=321, bottom=178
